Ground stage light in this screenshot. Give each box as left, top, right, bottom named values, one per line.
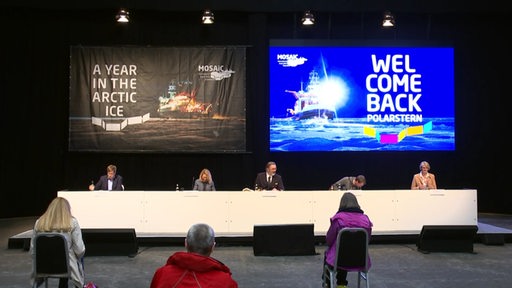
left=116, top=9, right=130, bottom=23
left=382, top=11, right=395, bottom=27
left=301, top=10, right=315, bottom=26
left=202, top=9, right=214, bottom=24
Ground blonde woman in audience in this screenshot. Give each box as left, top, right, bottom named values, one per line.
left=30, top=197, right=85, bottom=288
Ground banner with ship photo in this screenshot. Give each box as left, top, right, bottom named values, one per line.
left=269, top=40, right=455, bottom=152
left=69, top=46, right=246, bottom=152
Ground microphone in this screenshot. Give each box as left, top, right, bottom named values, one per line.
left=191, top=176, right=195, bottom=190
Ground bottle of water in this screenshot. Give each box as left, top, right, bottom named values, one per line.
left=176, top=184, right=179, bottom=191
left=255, top=183, right=259, bottom=191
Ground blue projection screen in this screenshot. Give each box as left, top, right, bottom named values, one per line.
left=269, top=40, right=454, bottom=152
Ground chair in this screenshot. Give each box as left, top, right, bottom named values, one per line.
left=32, top=232, right=70, bottom=288
left=322, top=227, right=370, bottom=288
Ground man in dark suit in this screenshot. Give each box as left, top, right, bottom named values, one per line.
left=254, top=161, right=284, bottom=191
left=89, top=164, right=124, bottom=191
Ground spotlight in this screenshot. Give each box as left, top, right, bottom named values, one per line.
left=301, top=10, right=315, bottom=26
left=382, top=11, right=395, bottom=28
left=116, top=8, right=130, bottom=23
left=202, top=10, right=214, bottom=24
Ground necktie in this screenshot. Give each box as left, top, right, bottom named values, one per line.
left=268, top=176, right=271, bottom=183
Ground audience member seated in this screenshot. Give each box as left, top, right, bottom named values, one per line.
left=323, top=192, right=373, bottom=288
left=150, top=223, right=238, bottom=288
left=30, top=197, right=86, bottom=288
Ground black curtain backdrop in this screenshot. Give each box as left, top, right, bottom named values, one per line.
left=1, top=7, right=509, bottom=217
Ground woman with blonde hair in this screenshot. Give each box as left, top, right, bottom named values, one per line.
left=30, top=197, right=85, bottom=288
left=411, top=161, right=437, bottom=190
left=193, top=168, right=216, bottom=191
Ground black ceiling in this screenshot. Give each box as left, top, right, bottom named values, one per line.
left=0, top=0, right=508, bottom=13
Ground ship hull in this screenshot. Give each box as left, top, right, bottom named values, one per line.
left=295, top=108, right=335, bottom=120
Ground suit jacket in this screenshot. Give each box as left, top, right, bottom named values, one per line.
left=193, top=179, right=216, bottom=191
left=93, top=175, right=124, bottom=191
left=254, top=172, right=284, bottom=191
left=331, top=176, right=360, bottom=190
left=411, top=173, right=437, bottom=189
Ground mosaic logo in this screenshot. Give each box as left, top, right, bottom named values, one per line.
left=276, top=54, right=308, bottom=67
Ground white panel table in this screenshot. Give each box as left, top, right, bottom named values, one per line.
left=58, top=189, right=477, bottom=236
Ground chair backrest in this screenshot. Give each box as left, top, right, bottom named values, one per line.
left=334, top=227, right=369, bottom=271
left=33, top=232, right=70, bottom=278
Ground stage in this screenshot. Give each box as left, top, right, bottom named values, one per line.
left=8, top=189, right=511, bottom=254
left=8, top=216, right=512, bottom=252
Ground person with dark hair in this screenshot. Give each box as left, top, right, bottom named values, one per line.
left=411, top=161, right=437, bottom=190
left=323, top=192, right=373, bottom=288
left=330, top=175, right=366, bottom=190
left=254, top=161, right=285, bottom=191
left=89, top=164, right=124, bottom=191
left=150, top=223, right=238, bottom=288
left=30, top=197, right=86, bottom=288
left=193, top=168, right=216, bottom=191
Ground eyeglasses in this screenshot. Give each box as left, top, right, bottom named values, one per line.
left=420, top=166, right=428, bottom=169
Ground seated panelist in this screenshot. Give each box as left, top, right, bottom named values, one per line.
left=193, top=168, right=216, bottom=191
left=330, top=175, right=366, bottom=190
left=89, top=164, right=124, bottom=191
left=411, top=161, right=437, bottom=190
left=254, top=161, right=284, bottom=191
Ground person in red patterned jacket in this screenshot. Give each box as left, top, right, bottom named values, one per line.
left=150, top=223, right=238, bottom=288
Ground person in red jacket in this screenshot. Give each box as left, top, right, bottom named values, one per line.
left=150, top=223, right=238, bottom=288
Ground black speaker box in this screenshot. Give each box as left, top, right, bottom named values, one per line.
left=82, top=228, right=138, bottom=257
left=417, top=225, right=478, bottom=253
left=253, top=224, right=316, bottom=256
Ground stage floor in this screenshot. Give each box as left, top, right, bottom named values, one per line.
left=7, top=214, right=512, bottom=249
left=3, top=214, right=512, bottom=288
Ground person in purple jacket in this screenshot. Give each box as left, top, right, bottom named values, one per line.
left=323, top=192, right=373, bottom=288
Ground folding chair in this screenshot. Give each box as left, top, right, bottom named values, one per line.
left=323, top=227, right=370, bottom=288
left=32, top=233, right=70, bottom=288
